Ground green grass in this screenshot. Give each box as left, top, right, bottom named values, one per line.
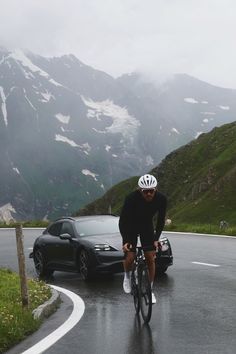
left=0, top=268, right=52, bottom=353
left=165, top=223, right=236, bottom=236
left=0, top=220, right=50, bottom=228
left=1, top=219, right=236, bottom=236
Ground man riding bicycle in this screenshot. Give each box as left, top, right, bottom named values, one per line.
left=119, top=174, right=167, bottom=304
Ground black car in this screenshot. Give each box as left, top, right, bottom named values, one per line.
left=30, top=215, right=173, bottom=280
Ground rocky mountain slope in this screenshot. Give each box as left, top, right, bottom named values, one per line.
left=0, top=47, right=236, bottom=221
left=77, top=121, right=236, bottom=225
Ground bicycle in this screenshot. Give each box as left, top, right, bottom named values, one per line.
left=130, top=240, right=152, bottom=323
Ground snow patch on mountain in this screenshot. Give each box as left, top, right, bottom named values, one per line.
left=184, top=98, right=198, bottom=104
left=195, top=132, right=203, bottom=139
left=55, top=113, right=71, bottom=124
left=79, top=143, right=91, bottom=154
left=81, top=96, right=140, bottom=140
left=40, top=91, right=55, bottom=102
left=82, top=169, right=98, bottom=181
left=9, top=50, right=62, bottom=87
left=55, top=134, right=78, bottom=147
left=0, top=86, right=8, bottom=126
left=201, top=112, right=216, bottom=115
left=23, top=89, right=36, bottom=111
left=55, top=134, right=91, bottom=154
left=145, top=155, right=154, bottom=166
left=219, top=105, right=230, bottom=110
left=13, top=167, right=20, bottom=175
left=171, top=127, right=180, bottom=134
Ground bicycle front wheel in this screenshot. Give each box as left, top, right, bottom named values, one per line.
left=131, top=267, right=140, bottom=314
left=138, top=263, right=152, bottom=323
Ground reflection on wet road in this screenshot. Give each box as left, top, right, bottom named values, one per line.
left=1, top=229, right=236, bottom=354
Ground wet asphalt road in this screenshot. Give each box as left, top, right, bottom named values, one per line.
left=1, top=229, right=236, bottom=354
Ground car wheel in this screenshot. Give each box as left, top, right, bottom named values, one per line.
left=79, top=250, right=93, bottom=280
left=33, top=249, right=53, bottom=278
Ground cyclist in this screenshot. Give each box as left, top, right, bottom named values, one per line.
left=119, top=174, right=167, bottom=304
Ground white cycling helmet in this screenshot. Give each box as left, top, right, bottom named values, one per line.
left=138, top=174, right=157, bottom=189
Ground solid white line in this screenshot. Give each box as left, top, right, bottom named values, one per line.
left=192, top=261, right=220, bottom=267
left=165, top=231, right=236, bottom=239
left=22, top=285, right=85, bottom=354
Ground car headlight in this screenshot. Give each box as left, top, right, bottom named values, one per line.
left=94, top=244, right=113, bottom=251
left=159, top=239, right=169, bottom=251
left=161, top=244, right=169, bottom=251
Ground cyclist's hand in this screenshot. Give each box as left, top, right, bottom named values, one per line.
left=122, top=243, right=132, bottom=252
left=154, top=240, right=161, bottom=250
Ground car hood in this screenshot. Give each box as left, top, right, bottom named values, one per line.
left=81, top=233, right=168, bottom=251
left=81, top=232, right=122, bottom=250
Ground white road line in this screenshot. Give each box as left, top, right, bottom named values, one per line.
left=22, top=285, right=85, bottom=354
left=192, top=261, right=220, bottom=267
left=165, top=231, right=236, bottom=239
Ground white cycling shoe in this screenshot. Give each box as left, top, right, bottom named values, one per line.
left=151, top=292, right=157, bottom=304
left=123, top=278, right=131, bottom=294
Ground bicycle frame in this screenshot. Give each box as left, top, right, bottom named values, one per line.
left=131, top=245, right=152, bottom=323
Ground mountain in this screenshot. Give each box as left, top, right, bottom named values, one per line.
left=76, top=121, right=236, bottom=225
left=0, top=47, right=236, bottom=221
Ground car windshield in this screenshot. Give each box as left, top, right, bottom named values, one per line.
left=75, top=217, right=120, bottom=236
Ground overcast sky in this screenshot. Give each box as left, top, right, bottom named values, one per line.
left=1, top=0, right=236, bottom=88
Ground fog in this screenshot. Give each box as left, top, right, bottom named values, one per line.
left=1, top=0, right=236, bottom=88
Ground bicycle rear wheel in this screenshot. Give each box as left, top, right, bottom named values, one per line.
left=138, top=263, right=152, bottom=323
left=131, top=267, right=140, bottom=314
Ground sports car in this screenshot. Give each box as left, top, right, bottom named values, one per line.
left=30, top=214, right=173, bottom=280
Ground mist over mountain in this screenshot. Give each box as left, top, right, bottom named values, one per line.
left=77, top=121, right=236, bottom=225
left=0, top=47, right=236, bottom=221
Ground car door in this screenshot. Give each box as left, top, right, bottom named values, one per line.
left=42, top=222, right=63, bottom=268
left=56, top=221, right=76, bottom=269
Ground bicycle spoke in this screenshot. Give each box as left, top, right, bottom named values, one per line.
left=131, top=267, right=140, bottom=314
left=138, top=264, right=152, bottom=323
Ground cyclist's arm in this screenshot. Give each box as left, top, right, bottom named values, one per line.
left=155, top=195, right=167, bottom=240
left=119, top=194, right=135, bottom=245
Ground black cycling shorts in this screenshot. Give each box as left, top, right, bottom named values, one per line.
left=123, top=229, right=155, bottom=252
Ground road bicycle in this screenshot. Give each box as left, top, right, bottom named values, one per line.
left=130, top=241, right=152, bottom=323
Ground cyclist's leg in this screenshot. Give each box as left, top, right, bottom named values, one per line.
left=123, top=251, right=136, bottom=272
left=143, top=251, right=156, bottom=283
left=123, top=234, right=137, bottom=271
left=122, top=235, right=137, bottom=293
left=139, top=228, right=156, bottom=281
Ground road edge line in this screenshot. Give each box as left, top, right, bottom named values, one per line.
left=21, top=285, right=85, bottom=354
left=164, top=231, right=236, bottom=239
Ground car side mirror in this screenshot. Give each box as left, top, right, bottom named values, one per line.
left=60, top=233, right=72, bottom=240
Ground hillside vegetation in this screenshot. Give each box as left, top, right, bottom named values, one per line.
left=76, top=122, right=236, bottom=226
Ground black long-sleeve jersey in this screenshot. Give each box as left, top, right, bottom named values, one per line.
left=119, top=189, right=167, bottom=244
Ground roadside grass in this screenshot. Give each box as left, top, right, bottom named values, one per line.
left=165, top=223, right=236, bottom=236
left=0, top=268, right=51, bottom=354
left=0, top=220, right=235, bottom=236
left=0, top=220, right=50, bottom=228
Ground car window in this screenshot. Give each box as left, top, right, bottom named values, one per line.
left=47, top=222, right=62, bottom=236
left=61, top=222, right=74, bottom=237
left=75, top=217, right=119, bottom=236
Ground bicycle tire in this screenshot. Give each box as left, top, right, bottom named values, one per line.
left=131, top=266, right=140, bottom=314
left=138, top=263, right=152, bottom=323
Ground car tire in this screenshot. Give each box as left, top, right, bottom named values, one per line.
left=33, top=249, right=54, bottom=278
left=79, top=249, right=93, bottom=280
